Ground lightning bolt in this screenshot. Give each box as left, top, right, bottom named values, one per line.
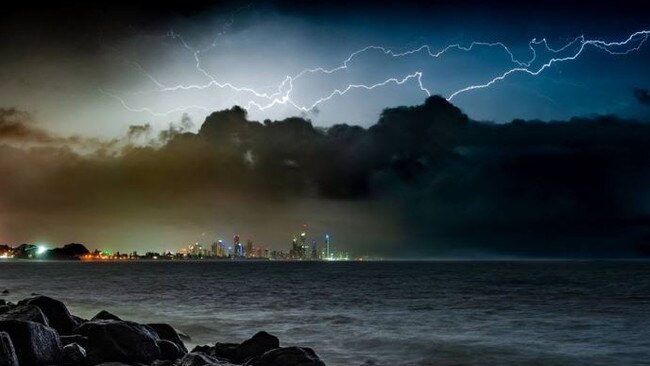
left=448, top=31, right=650, bottom=100
left=103, top=28, right=650, bottom=118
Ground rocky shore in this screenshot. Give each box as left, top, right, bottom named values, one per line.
left=0, top=296, right=325, bottom=366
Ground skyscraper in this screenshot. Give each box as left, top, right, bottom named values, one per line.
left=233, top=234, right=243, bottom=258
left=245, top=239, right=254, bottom=258
left=325, top=234, right=331, bottom=260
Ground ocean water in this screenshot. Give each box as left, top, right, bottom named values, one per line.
left=0, top=261, right=649, bottom=365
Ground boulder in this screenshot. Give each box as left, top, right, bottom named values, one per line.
left=152, top=360, right=176, bottom=366
left=18, top=296, right=79, bottom=334
left=0, top=304, right=50, bottom=326
left=253, top=347, right=326, bottom=366
left=75, top=320, right=161, bottom=364
left=61, top=334, right=89, bottom=348
left=157, top=339, right=185, bottom=361
left=148, top=323, right=188, bottom=352
left=0, top=319, right=63, bottom=365
left=178, top=352, right=233, bottom=366
left=63, top=343, right=87, bottom=366
left=235, top=331, right=279, bottom=363
left=91, top=310, right=122, bottom=322
left=210, top=343, right=238, bottom=361
left=0, top=331, right=19, bottom=366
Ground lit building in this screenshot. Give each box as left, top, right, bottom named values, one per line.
left=245, top=239, right=254, bottom=258
left=233, top=234, right=243, bottom=257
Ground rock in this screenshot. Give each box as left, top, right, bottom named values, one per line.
left=0, top=306, right=10, bottom=315
left=74, top=320, right=161, bottom=364
left=152, top=360, right=175, bottom=366
left=210, top=343, right=238, bottom=361
left=0, top=319, right=63, bottom=365
left=72, top=315, right=88, bottom=324
left=1, top=290, right=9, bottom=295
left=18, top=296, right=79, bottom=334
left=235, top=331, right=280, bottom=363
left=252, top=347, right=325, bottom=366
left=157, top=339, right=185, bottom=361
left=191, top=344, right=216, bottom=354
left=148, top=323, right=188, bottom=352
left=0, top=331, right=19, bottom=366
left=63, top=343, right=87, bottom=366
left=61, top=334, right=89, bottom=348
left=91, top=310, right=122, bottom=321
left=0, top=304, right=50, bottom=326
left=0, top=300, right=5, bottom=306
left=178, top=352, right=233, bottom=366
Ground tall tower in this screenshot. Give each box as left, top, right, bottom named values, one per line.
left=233, top=234, right=242, bottom=257
left=300, top=231, right=307, bottom=259
left=325, top=234, right=331, bottom=260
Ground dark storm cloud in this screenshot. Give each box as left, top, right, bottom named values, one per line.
left=634, top=88, right=650, bottom=105
left=2, top=96, right=650, bottom=257
left=0, top=108, right=53, bottom=142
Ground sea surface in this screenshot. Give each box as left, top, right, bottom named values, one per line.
left=0, top=260, right=649, bottom=365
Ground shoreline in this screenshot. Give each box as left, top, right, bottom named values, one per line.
left=0, top=295, right=326, bottom=366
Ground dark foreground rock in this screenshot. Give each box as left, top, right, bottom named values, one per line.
left=63, top=343, right=87, bottom=366
left=91, top=310, right=122, bottom=322
left=0, top=304, right=50, bottom=326
left=249, top=347, right=326, bottom=366
left=18, top=296, right=80, bottom=335
left=75, top=320, right=161, bottom=364
left=148, top=323, right=188, bottom=353
left=0, top=319, right=63, bottom=365
left=0, top=331, right=19, bottom=366
left=0, top=296, right=326, bottom=366
left=234, top=331, right=280, bottom=363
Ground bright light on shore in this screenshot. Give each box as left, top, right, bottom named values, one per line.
left=37, top=245, right=48, bottom=255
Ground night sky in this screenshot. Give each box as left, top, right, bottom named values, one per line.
left=1, top=1, right=650, bottom=257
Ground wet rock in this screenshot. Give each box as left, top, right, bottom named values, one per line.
left=91, top=310, right=122, bottom=322
left=252, top=347, right=326, bottom=366
left=0, top=331, right=19, bottom=366
left=75, top=320, right=161, bottom=364
left=18, top=296, right=79, bottom=334
left=235, top=331, right=280, bottom=363
left=178, top=352, right=233, bottom=366
left=63, top=343, right=87, bottom=366
left=0, top=304, right=50, bottom=325
left=210, top=343, right=238, bottom=361
left=0, top=319, right=63, bottom=365
left=1, top=290, right=9, bottom=295
left=152, top=360, right=175, bottom=366
left=61, top=334, right=89, bottom=348
left=148, top=323, right=188, bottom=352
left=0, top=300, right=5, bottom=306
left=190, top=344, right=215, bottom=356
left=157, top=339, right=185, bottom=361
left=72, top=315, right=88, bottom=324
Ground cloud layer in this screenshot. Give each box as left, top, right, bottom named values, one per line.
left=1, top=97, right=650, bottom=257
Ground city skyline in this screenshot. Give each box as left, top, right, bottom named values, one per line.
left=0, top=225, right=352, bottom=261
